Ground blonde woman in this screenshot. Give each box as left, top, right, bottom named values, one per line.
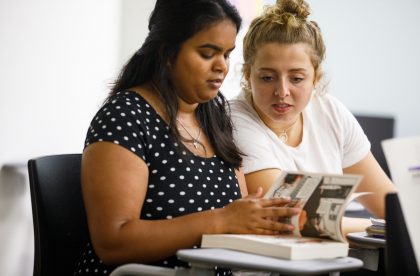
left=230, top=0, right=396, bottom=233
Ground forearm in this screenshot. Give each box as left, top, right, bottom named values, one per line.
left=92, top=208, right=224, bottom=265
left=93, top=195, right=298, bottom=265
left=341, top=217, right=371, bottom=238
left=344, top=152, right=397, bottom=219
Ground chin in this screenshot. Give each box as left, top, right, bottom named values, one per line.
left=199, top=91, right=219, bottom=103
left=271, top=113, right=290, bottom=122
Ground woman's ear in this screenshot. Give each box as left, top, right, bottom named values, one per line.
left=313, top=67, right=323, bottom=86
left=313, top=72, right=318, bottom=86
left=158, top=44, right=172, bottom=70
left=243, top=66, right=251, bottom=86
left=312, top=78, right=320, bottom=93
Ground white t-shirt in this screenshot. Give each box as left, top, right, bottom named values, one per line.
left=230, top=92, right=371, bottom=174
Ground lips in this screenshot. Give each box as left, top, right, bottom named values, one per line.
left=273, top=102, right=292, bottom=113
left=207, top=79, right=223, bottom=89
left=274, top=103, right=291, bottom=108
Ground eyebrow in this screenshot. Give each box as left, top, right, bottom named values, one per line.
left=198, top=43, right=235, bottom=52
left=289, top=68, right=308, bottom=73
left=258, top=68, right=275, bottom=72
left=258, top=67, right=308, bottom=73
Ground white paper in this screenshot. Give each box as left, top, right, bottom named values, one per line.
left=382, top=136, right=420, bottom=268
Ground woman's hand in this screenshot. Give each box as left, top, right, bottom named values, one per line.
left=298, top=210, right=307, bottom=231
left=218, top=187, right=300, bottom=235
left=285, top=199, right=307, bottom=231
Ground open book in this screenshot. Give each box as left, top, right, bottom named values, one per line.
left=201, top=171, right=363, bottom=260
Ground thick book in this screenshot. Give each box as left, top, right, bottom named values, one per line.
left=201, top=171, right=363, bottom=260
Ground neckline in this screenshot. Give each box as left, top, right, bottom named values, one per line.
left=240, top=93, right=306, bottom=149
left=121, top=90, right=219, bottom=160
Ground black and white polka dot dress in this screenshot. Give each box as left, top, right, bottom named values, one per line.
left=74, top=91, right=241, bottom=275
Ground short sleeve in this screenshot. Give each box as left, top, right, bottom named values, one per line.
left=330, top=97, right=371, bottom=168
left=84, top=94, right=147, bottom=161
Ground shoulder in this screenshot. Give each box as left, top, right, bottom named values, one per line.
left=307, top=93, right=355, bottom=125
left=308, top=93, right=370, bottom=167
left=99, top=91, right=161, bottom=125
left=229, top=93, right=251, bottom=115
left=84, top=91, right=163, bottom=159
left=229, top=95, right=280, bottom=172
left=229, top=93, right=263, bottom=127
left=105, top=90, right=153, bottom=113
left=309, top=93, right=347, bottom=113
left=88, top=91, right=153, bottom=136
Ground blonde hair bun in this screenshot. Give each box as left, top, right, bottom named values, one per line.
left=275, top=0, right=310, bottom=20
left=241, top=0, right=326, bottom=95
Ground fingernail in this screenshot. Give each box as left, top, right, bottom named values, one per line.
left=280, top=196, right=291, bottom=200
left=293, top=208, right=300, bottom=214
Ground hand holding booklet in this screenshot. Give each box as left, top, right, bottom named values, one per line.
left=201, top=171, right=363, bottom=260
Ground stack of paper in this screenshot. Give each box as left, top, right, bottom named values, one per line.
left=365, top=218, right=385, bottom=239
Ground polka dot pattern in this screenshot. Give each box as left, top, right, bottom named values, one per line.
left=75, top=91, right=240, bottom=275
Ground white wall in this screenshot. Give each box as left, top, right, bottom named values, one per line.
left=311, top=0, right=420, bottom=137
left=0, top=0, right=121, bottom=275
left=221, top=0, right=420, bottom=137
left=0, top=0, right=121, bottom=167
left=120, top=0, right=156, bottom=64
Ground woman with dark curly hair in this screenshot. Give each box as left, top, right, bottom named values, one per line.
left=76, top=1, right=298, bottom=275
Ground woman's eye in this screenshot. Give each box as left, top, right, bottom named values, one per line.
left=201, top=52, right=214, bottom=59
left=261, top=76, right=274, bottom=82
left=291, top=77, right=304, bottom=83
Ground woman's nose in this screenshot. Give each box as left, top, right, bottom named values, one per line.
left=213, top=55, right=229, bottom=73
left=274, top=80, right=290, bottom=98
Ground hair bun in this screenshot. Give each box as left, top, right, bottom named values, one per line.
left=276, top=0, right=310, bottom=20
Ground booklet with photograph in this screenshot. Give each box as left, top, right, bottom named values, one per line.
left=201, top=171, right=363, bottom=260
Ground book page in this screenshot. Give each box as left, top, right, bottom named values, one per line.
left=265, top=172, right=362, bottom=242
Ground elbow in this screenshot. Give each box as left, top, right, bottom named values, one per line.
left=92, top=241, right=128, bottom=266
left=92, top=240, right=162, bottom=266
left=89, top=225, right=150, bottom=265
left=87, top=221, right=159, bottom=265
left=89, top=226, right=133, bottom=265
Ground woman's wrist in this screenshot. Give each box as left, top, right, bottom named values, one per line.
left=204, top=207, right=227, bottom=234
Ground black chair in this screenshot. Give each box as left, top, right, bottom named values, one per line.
left=385, top=193, right=419, bottom=276
left=354, top=115, right=395, bottom=178
left=28, top=154, right=179, bottom=276
left=28, top=154, right=89, bottom=276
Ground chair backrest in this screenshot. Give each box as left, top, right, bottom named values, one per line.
left=385, top=193, right=419, bottom=275
left=28, top=154, right=89, bottom=276
left=354, top=114, right=395, bottom=178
